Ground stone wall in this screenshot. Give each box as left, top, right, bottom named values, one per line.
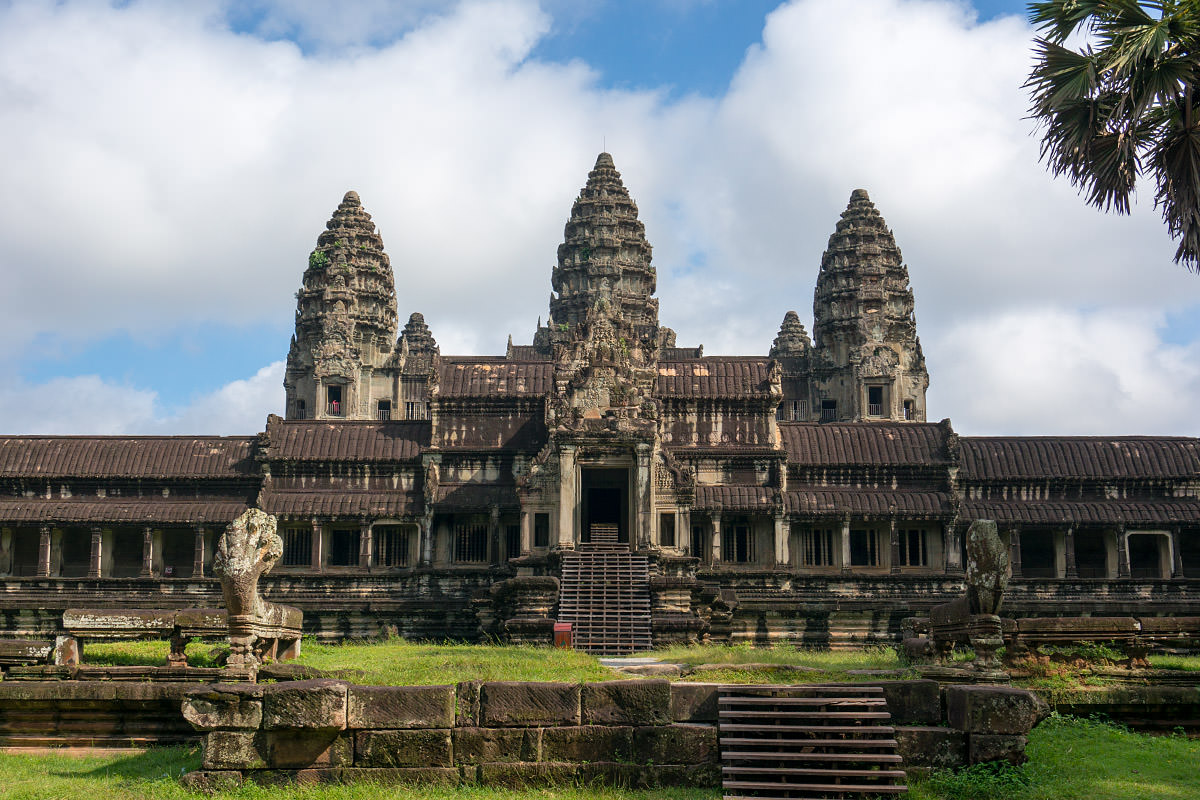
left=180, top=678, right=1045, bottom=789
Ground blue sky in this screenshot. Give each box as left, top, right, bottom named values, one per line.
left=2, top=0, right=1198, bottom=436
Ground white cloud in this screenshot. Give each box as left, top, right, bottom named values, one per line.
left=1, top=0, right=1199, bottom=436
left=0, top=363, right=284, bottom=436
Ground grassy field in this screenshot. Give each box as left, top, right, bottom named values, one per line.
left=1, top=715, right=1196, bottom=799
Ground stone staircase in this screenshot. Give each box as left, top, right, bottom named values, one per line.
left=556, top=527, right=653, bottom=655
left=718, top=684, right=908, bottom=799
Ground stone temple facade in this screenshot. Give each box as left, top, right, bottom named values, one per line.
left=1, top=153, right=1198, bottom=647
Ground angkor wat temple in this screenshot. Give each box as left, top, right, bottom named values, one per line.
left=2, top=153, right=1198, bottom=650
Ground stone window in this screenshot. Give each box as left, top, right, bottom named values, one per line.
left=777, top=400, right=808, bottom=421
left=1128, top=532, right=1169, bottom=579
left=850, top=528, right=882, bottom=567
left=281, top=527, right=311, bottom=567
left=800, top=527, right=836, bottom=567
left=329, top=528, right=360, bottom=567
left=377, top=400, right=391, bottom=421
left=820, top=399, right=837, bottom=422
left=903, top=400, right=914, bottom=420
left=691, top=524, right=705, bottom=559
left=326, top=385, right=344, bottom=417
left=867, top=386, right=884, bottom=417
left=722, top=519, right=754, bottom=564
left=405, top=401, right=430, bottom=420
left=534, top=513, right=550, bottom=548
left=161, top=530, right=194, bottom=578
left=1181, top=530, right=1200, bottom=578
left=505, top=524, right=520, bottom=560
left=373, top=525, right=410, bottom=568
left=296, top=399, right=307, bottom=420
left=659, top=513, right=675, bottom=547
left=1019, top=531, right=1056, bottom=578
left=110, top=529, right=142, bottom=578
left=896, top=528, right=928, bottom=567
left=454, top=519, right=488, bottom=563
left=60, top=529, right=91, bottom=577
left=1074, top=530, right=1109, bottom=578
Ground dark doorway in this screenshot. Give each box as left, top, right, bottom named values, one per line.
left=162, top=530, right=194, bottom=578
left=61, top=529, right=91, bottom=577
left=1020, top=531, right=1057, bottom=578
left=580, top=467, right=629, bottom=544
left=111, top=529, right=143, bottom=577
left=1128, top=534, right=1166, bottom=579
left=1074, top=531, right=1109, bottom=578
left=1181, top=530, right=1200, bottom=578
left=11, top=530, right=39, bottom=576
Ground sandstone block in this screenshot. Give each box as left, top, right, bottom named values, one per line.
left=347, top=684, right=454, bottom=729
left=452, top=726, right=538, bottom=764
left=477, top=761, right=578, bottom=788
left=876, top=680, right=942, bottom=725
left=262, top=730, right=352, bottom=769
left=456, top=680, right=481, bottom=726
left=670, top=683, right=719, bottom=722
left=633, top=724, right=718, bottom=765
left=246, top=768, right=342, bottom=787
left=895, top=726, right=967, bottom=769
left=480, top=681, right=579, bottom=727
left=540, top=725, right=632, bottom=762
left=202, top=730, right=266, bottom=770
left=646, top=763, right=722, bottom=788
left=582, top=679, right=671, bottom=725
left=969, top=733, right=1027, bottom=765
left=179, top=770, right=244, bottom=792
left=336, top=767, right=464, bottom=786
left=945, top=686, right=1042, bottom=735
left=182, top=685, right=264, bottom=731
left=355, top=729, right=453, bottom=768
left=262, top=680, right=347, bottom=731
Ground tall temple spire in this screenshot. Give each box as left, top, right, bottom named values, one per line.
left=535, top=152, right=669, bottom=354
left=284, top=191, right=400, bottom=420
left=810, top=190, right=928, bottom=422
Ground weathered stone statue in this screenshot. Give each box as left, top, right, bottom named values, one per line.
left=965, top=518, right=1009, bottom=616
left=213, top=508, right=302, bottom=667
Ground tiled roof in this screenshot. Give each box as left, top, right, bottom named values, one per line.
left=960, top=437, right=1200, bottom=481
left=780, top=423, right=949, bottom=466
left=436, top=413, right=547, bottom=451
left=438, top=360, right=553, bottom=397
left=263, top=419, right=428, bottom=462
left=259, top=490, right=421, bottom=518
left=660, top=347, right=703, bottom=360
left=694, top=485, right=779, bottom=511
left=656, top=359, right=774, bottom=397
left=0, top=498, right=248, bottom=524
left=506, top=346, right=550, bottom=361
left=961, top=499, right=1200, bottom=526
left=786, top=489, right=951, bottom=517
left=435, top=484, right=520, bottom=510
left=0, top=437, right=255, bottom=479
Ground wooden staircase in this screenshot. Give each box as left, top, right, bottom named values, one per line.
left=718, top=684, right=908, bottom=799
left=556, top=528, right=653, bottom=655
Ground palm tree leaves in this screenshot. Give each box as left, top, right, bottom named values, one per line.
left=1026, top=0, right=1200, bottom=269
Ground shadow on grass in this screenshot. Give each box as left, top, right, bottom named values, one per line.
left=55, top=745, right=201, bottom=782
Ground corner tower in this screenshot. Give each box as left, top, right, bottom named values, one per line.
left=284, top=191, right=399, bottom=420
left=811, top=189, right=928, bottom=422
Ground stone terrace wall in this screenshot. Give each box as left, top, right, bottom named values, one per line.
left=181, top=678, right=1046, bottom=790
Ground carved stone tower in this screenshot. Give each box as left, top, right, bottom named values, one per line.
left=284, top=191, right=399, bottom=420
left=534, top=153, right=675, bottom=355
left=811, top=189, right=928, bottom=422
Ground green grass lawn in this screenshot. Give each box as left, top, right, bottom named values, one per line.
left=1, top=714, right=1195, bottom=800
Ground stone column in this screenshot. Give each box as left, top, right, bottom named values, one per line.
left=710, top=513, right=722, bottom=565
left=37, top=525, right=51, bottom=578
left=192, top=526, right=206, bottom=578
left=635, top=444, right=653, bottom=550
left=140, top=526, right=154, bottom=577
left=359, top=521, right=373, bottom=571
left=944, top=526, right=963, bottom=574
left=1064, top=527, right=1077, bottom=579
left=419, top=518, right=434, bottom=567
left=519, top=510, right=532, bottom=556
left=1116, top=526, right=1130, bottom=577
left=1008, top=528, right=1022, bottom=578
left=889, top=519, right=900, bottom=574
left=557, top=445, right=577, bottom=549
left=488, top=506, right=500, bottom=565
left=677, top=508, right=688, bottom=553
left=88, top=526, right=103, bottom=578
left=773, top=513, right=790, bottom=567
left=840, top=517, right=852, bottom=572
left=310, top=518, right=324, bottom=573
left=1171, top=527, right=1183, bottom=578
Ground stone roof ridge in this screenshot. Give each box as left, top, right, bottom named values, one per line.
left=400, top=312, right=438, bottom=353
left=769, top=310, right=811, bottom=357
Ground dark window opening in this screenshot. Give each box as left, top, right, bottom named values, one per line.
left=1181, top=530, right=1200, bottom=578
left=691, top=525, right=705, bottom=559
left=161, top=530, right=194, bottom=578
left=110, top=529, right=143, bottom=578
left=327, top=385, right=344, bottom=417
left=820, top=399, right=837, bottom=422
left=1020, top=531, right=1057, bottom=578
left=660, top=513, right=676, bottom=547
left=282, top=528, right=312, bottom=567
left=722, top=521, right=754, bottom=563
left=455, top=520, right=488, bottom=563
left=405, top=401, right=429, bottom=420
left=867, top=386, right=884, bottom=417
left=11, top=530, right=40, bottom=577
left=1074, top=531, right=1108, bottom=578
left=801, top=528, right=835, bottom=567
left=60, top=529, right=91, bottom=577
left=329, top=528, right=360, bottom=567
left=581, top=468, right=628, bottom=544
left=897, top=529, right=927, bottom=567
left=296, top=399, right=307, bottom=420
left=377, top=400, right=391, bottom=421
left=1129, top=534, right=1166, bottom=579
left=373, top=525, right=410, bottom=568
left=903, top=400, right=914, bottom=420
left=534, top=513, right=550, bottom=548
left=850, top=529, right=881, bottom=567
left=505, top=524, right=521, bottom=560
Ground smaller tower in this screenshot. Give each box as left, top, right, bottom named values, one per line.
left=284, top=191, right=398, bottom=420
left=770, top=311, right=813, bottom=423
left=811, top=190, right=929, bottom=422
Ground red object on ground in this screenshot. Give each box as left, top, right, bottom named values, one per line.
left=553, top=621, right=572, bottom=649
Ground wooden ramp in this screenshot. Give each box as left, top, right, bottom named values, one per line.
left=718, top=684, right=908, bottom=799
left=556, top=529, right=652, bottom=655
